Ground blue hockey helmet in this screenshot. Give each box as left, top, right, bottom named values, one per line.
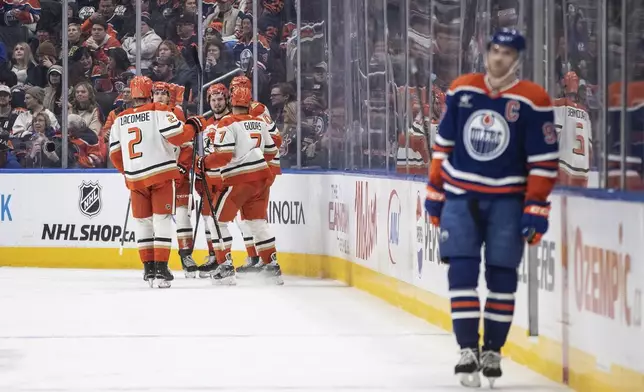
left=487, top=28, right=526, bottom=53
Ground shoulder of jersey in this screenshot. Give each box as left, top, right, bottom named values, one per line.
left=217, top=114, right=254, bottom=128
left=250, top=101, right=266, bottom=113
left=507, top=80, right=552, bottom=110
left=447, top=73, right=487, bottom=94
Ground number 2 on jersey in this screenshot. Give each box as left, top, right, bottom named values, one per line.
left=128, top=127, right=143, bottom=159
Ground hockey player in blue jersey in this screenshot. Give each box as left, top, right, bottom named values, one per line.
left=424, top=29, right=558, bottom=388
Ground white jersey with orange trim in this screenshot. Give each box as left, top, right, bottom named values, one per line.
left=200, top=116, right=225, bottom=188
left=250, top=100, right=282, bottom=175
left=396, top=113, right=436, bottom=174
left=203, top=114, right=278, bottom=186
left=553, top=98, right=591, bottom=187
left=109, top=102, right=189, bottom=190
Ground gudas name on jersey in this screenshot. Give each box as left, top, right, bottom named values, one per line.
left=119, top=112, right=151, bottom=126
left=566, top=107, right=588, bottom=121
left=244, top=121, right=262, bottom=131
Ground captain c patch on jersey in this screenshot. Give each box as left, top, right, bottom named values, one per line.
left=463, top=109, right=510, bottom=161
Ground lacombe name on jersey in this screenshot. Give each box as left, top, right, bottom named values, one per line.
left=119, top=112, right=151, bottom=126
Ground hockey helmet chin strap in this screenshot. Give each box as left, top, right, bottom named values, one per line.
left=483, top=50, right=522, bottom=93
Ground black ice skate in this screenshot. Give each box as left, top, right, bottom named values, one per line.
left=154, top=262, right=174, bottom=289
left=455, top=348, right=481, bottom=388
left=143, top=262, right=155, bottom=288
left=257, top=256, right=284, bottom=286
left=197, top=253, right=217, bottom=278
left=211, top=258, right=236, bottom=286
left=179, top=249, right=197, bottom=278
left=480, top=350, right=502, bottom=388
left=235, top=256, right=261, bottom=274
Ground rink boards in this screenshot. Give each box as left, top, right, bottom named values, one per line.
left=0, top=171, right=642, bottom=391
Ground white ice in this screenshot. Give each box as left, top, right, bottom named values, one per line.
left=0, top=267, right=570, bottom=392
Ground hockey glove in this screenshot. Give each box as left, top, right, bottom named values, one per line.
left=424, top=183, right=445, bottom=227
left=521, top=200, right=551, bottom=245
left=175, top=164, right=188, bottom=187
left=186, top=116, right=207, bottom=132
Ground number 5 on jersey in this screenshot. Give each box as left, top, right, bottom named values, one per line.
left=128, top=127, right=143, bottom=159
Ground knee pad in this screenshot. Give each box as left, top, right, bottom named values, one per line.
left=134, top=217, right=154, bottom=242
left=152, top=214, right=173, bottom=239
left=174, top=206, right=191, bottom=229
left=485, top=265, right=518, bottom=294
left=447, top=257, right=481, bottom=290
left=246, top=219, right=271, bottom=242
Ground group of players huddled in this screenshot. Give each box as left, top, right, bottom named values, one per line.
left=108, top=73, right=283, bottom=289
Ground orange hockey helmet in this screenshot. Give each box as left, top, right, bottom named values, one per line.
left=230, top=86, right=252, bottom=108
left=207, top=83, right=229, bottom=99
left=153, top=82, right=171, bottom=94
left=230, top=75, right=251, bottom=92
left=130, top=76, right=153, bottom=99
left=563, top=71, right=579, bottom=94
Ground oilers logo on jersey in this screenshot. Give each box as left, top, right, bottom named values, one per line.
left=463, top=110, right=510, bottom=161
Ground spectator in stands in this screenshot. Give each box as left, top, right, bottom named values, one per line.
left=0, top=85, right=21, bottom=134
left=81, top=0, right=123, bottom=38
left=204, top=40, right=235, bottom=84
left=0, top=132, right=20, bottom=169
left=9, top=43, right=39, bottom=88
left=121, top=13, right=162, bottom=73
left=270, top=82, right=297, bottom=165
left=12, top=86, right=59, bottom=138
left=94, top=47, right=135, bottom=93
left=152, top=43, right=197, bottom=101
left=69, top=46, right=93, bottom=83
left=69, top=81, right=103, bottom=135
left=67, top=113, right=106, bottom=168
left=84, top=17, right=121, bottom=66
left=43, top=65, right=63, bottom=118
left=23, top=111, right=56, bottom=168
left=68, top=19, right=85, bottom=49
left=205, top=0, right=241, bottom=41
left=204, top=26, right=222, bottom=46
left=34, top=41, right=58, bottom=88
left=175, top=12, right=199, bottom=68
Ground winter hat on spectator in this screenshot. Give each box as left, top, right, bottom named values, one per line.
left=25, top=86, right=45, bottom=104
left=36, top=41, right=57, bottom=60
left=0, top=85, right=10, bottom=95
left=141, top=12, right=152, bottom=27
left=47, top=65, right=63, bottom=84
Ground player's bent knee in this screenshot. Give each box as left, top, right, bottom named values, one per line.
left=246, top=219, right=271, bottom=241
left=485, top=265, right=518, bottom=293
left=447, top=257, right=480, bottom=290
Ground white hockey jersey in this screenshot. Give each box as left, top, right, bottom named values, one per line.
left=250, top=100, right=282, bottom=175
left=109, top=102, right=191, bottom=189
left=553, top=98, right=592, bottom=187
left=396, top=113, right=435, bottom=174
left=203, top=113, right=278, bottom=186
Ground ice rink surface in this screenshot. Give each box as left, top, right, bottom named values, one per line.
left=0, top=267, right=570, bottom=392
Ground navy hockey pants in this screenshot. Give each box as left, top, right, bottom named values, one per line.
left=438, top=197, right=525, bottom=268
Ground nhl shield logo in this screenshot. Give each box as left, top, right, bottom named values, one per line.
left=78, top=181, right=102, bottom=218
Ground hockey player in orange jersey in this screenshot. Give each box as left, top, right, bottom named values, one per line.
left=192, top=83, right=233, bottom=278
left=554, top=72, right=592, bottom=187
left=109, top=76, right=194, bottom=288
left=195, top=86, right=282, bottom=285
left=227, top=75, right=283, bottom=275
left=151, top=82, right=199, bottom=277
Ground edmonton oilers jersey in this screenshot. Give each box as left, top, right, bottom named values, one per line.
left=430, top=73, right=559, bottom=201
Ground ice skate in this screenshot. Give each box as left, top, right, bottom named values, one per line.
left=257, top=257, right=284, bottom=285
left=211, top=258, right=236, bottom=286
left=235, top=256, right=261, bottom=274
left=143, top=262, right=155, bottom=288
left=455, top=348, right=481, bottom=388
left=179, top=250, right=197, bottom=278
left=154, top=262, right=174, bottom=288
left=197, top=253, right=218, bottom=278
left=480, top=350, right=502, bottom=388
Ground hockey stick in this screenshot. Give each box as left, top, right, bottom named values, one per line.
left=200, top=173, right=224, bottom=252
left=191, top=197, right=202, bottom=252
left=119, top=198, right=131, bottom=256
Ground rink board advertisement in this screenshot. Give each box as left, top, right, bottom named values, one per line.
left=0, top=171, right=643, bottom=391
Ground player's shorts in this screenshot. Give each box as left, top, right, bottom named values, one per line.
left=212, top=180, right=270, bottom=222
left=131, top=181, right=176, bottom=219
left=175, top=176, right=191, bottom=208
left=439, top=198, right=525, bottom=268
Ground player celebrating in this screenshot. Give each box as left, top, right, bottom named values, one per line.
left=152, top=82, right=198, bottom=278
left=196, top=86, right=282, bottom=285
left=193, top=83, right=233, bottom=278
left=424, top=29, right=558, bottom=388
left=554, top=72, right=591, bottom=187
left=109, top=76, right=194, bottom=288
left=227, top=75, right=283, bottom=274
